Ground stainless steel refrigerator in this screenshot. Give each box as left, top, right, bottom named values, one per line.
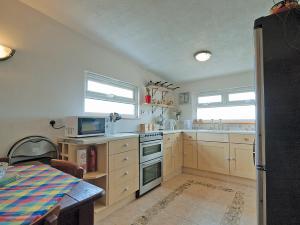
left=255, top=9, right=300, bottom=225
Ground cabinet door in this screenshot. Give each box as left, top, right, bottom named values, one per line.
left=173, top=139, right=182, bottom=171
left=230, top=143, right=256, bottom=179
left=163, top=144, right=174, bottom=178
left=183, top=141, right=197, bottom=169
left=198, top=141, right=230, bottom=175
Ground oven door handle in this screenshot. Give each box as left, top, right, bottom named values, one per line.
left=140, top=140, right=163, bottom=147
left=141, top=157, right=162, bottom=167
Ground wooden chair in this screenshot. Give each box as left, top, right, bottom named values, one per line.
left=50, top=159, right=84, bottom=179
left=31, top=205, right=60, bottom=225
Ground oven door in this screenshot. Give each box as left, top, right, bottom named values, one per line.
left=140, top=157, right=162, bottom=195
left=140, top=140, right=163, bottom=163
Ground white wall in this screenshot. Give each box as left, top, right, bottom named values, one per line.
left=0, top=1, right=165, bottom=156
left=177, top=71, right=255, bottom=120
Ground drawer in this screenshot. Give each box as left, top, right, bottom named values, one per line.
left=197, top=132, right=229, bottom=142
left=109, top=138, right=138, bottom=155
left=109, top=165, right=138, bottom=186
left=229, top=134, right=255, bottom=145
left=109, top=178, right=139, bottom=205
left=109, top=150, right=138, bottom=172
left=183, top=132, right=197, bottom=141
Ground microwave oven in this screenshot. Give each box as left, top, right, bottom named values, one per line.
left=65, top=116, right=106, bottom=137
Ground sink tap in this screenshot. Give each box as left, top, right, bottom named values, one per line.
left=218, top=119, right=223, bottom=130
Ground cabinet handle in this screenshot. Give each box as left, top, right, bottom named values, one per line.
left=124, top=171, right=129, bottom=175
left=226, top=157, right=230, bottom=160
left=244, top=138, right=249, bottom=142
left=230, top=158, right=236, bottom=161
left=124, top=187, right=129, bottom=191
left=124, top=157, right=129, bottom=161
left=123, top=143, right=129, bottom=147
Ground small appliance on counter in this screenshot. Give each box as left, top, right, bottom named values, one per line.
left=65, top=116, right=107, bottom=138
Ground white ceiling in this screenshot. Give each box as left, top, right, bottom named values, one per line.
left=21, top=0, right=271, bottom=82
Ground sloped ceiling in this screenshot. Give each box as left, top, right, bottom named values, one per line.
left=21, top=0, right=271, bottom=82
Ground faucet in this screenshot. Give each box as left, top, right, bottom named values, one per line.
left=210, top=119, right=214, bottom=130
left=218, top=119, right=223, bottom=130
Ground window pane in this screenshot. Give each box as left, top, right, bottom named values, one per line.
left=197, top=105, right=255, bottom=120
left=87, top=80, right=134, bottom=99
left=85, top=98, right=135, bottom=115
left=229, top=92, right=255, bottom=102
left=198, top=95, right=222, bottom=104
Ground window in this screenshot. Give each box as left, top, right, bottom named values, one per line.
left=84, top=72, right=139, bottom=118
left=228, top=91, right=255, bottom=102
left=197, top=105, right=255, bottom=120
left=197, top=89, right=255, bottom=121
left=198, top=95, right=222, bottom=104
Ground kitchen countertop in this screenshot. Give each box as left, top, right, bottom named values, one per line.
left=58, top=129, right=255, bottom=145
left=57, top=133, right=139, bottom=145
left=162, top=129, right=255, bottom=135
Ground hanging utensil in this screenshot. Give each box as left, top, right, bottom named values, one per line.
left=160, top=82, right=168, bottom=87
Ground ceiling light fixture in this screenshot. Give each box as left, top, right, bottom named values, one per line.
left=194, top=51, right=212, bottom=62
left=0, top=44, right=15, bottom=61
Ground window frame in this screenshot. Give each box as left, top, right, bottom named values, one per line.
left=196, top=87, right=256, bottom=122
left=84, top=71, right=139, bottom=118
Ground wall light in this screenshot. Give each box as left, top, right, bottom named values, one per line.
left=194, top=51, right=212, bottom=62
left=0, top=44, right=15, bottom=61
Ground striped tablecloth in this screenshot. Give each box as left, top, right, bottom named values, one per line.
left=0, top=164, right=80, bottom=225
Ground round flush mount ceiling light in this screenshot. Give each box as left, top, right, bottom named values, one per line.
left=0, top=44, right=15, bottom=61
left=194, top=51, right=212, bottom=62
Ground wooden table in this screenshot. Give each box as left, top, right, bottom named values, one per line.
left=17, top=161, right=105, bottom=225
left=58, top=180, right=105, bottom=225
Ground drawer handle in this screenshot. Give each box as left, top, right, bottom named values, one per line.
left=124, top=171, right=129, bottom=175
left=230, top=158, right=236, bottom=161
left=244, top=138, right=249, bottom=141
left=124, top=157, right=129, bottom=161
left=124, top=187, right=129, bottom=191
left=123, top=143, right=129, bottom=147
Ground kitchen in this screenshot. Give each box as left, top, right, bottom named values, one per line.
left=1, top=0, right=300, bottom=225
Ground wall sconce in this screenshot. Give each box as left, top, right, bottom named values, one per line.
left=0, top=44, right=15, bottom=61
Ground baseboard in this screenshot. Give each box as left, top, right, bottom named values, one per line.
left=183, top=168, right=256, bottom=188
left=163, top=168, right=182, bottom=182
left=94, top=193, right=136, bottom=222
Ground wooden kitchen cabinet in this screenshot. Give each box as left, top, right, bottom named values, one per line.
left=163, top=133, right=183, bottom=181
left=108, top=138, right=139, bottom=205
left=183, top=140, right=197, bottom=169
left=163, top=142, right=174, bottom=179
left=229, top=143, right=256, bottom=179
left=174, top=134, right=183, bottom=171
left=197, top=141, right=230, bottom=175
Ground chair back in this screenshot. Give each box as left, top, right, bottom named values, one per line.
left=51, top=159, right=84, bottom=179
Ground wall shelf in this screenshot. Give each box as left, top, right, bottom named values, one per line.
left=143, top=103, right=175, bottom=109
left=83, top=172, right=107, bottom=180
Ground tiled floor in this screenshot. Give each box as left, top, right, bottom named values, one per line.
left=95, top=174, right=257, bottom=225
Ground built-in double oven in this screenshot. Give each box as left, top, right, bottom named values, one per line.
left=138, top=132, right=163, bottom=196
